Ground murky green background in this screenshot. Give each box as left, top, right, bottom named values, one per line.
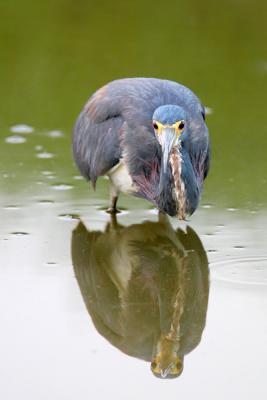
left=0, top=1, right=267, bottom=399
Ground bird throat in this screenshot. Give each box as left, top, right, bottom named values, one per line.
left=169, top=147, right=186, bottom=220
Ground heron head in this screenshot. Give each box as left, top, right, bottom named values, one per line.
left=152, top=105, right=187, bottom=173
left=151, top=336, right=184, bottom=379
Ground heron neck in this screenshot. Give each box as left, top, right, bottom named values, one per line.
left=169, top=147, right=186, bottom=220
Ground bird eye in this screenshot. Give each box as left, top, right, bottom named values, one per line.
left=153, top=122, right=158, bottom=130
left=178, top=122, right=185, bottom=130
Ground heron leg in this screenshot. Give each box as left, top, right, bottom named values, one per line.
left=107, top=196, right=120, bottom=214
left=106, top=179, right=120, bottom=214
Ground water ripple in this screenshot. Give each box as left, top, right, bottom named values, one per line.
left=5, top=135, right=26, bottom=144
left=10, top=124, right=34, bottom=134
left=51, top=183, right=73, bottom=191
left=36, top=152, right=54, bottom=159
left=211, top=256, right=267, bottom=286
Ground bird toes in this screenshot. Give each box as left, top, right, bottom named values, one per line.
left=106, top=207, right=121, bottom=215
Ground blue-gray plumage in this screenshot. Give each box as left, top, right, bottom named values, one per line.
left=73, top=78, right=211, bottom=219
left=153, top=105, right=187, bottom=125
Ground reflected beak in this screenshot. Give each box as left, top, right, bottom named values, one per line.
left=151, top=358, right=184, bottom=379
left=160, top=365, right=172, bottom=378
left=160, top=128, right=177, bottom=173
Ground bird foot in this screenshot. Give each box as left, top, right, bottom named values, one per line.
left=106, top=207, right=121, bottom=214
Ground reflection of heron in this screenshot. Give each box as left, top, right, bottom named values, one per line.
left=71, top=214, right=209, bottom=379
left=73, top=78, right=210, bottom=218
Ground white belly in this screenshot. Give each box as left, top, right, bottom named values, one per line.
left=107, top=161, right=134, bottom=194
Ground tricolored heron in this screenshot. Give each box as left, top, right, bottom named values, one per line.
left=73, top=78, right=210, bottom=219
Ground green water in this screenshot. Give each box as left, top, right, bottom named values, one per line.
left=0, top=1, right=267, bottom=399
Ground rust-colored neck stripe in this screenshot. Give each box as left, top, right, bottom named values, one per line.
left=170, top=148, right=186, bottom=220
